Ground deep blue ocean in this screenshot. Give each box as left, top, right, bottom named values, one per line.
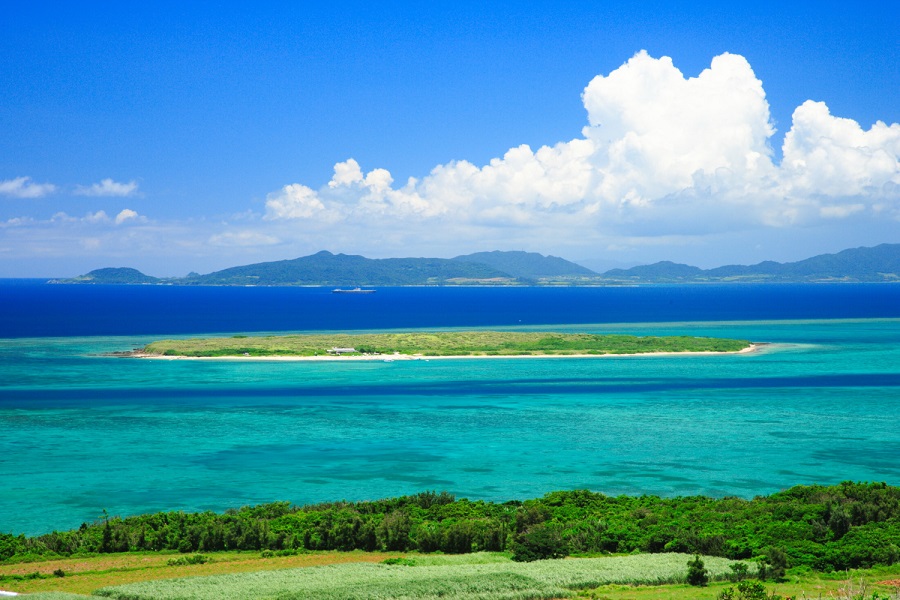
left=2, top=282, right=900, bottom=337
left=1, top=282, right=899, bottom=535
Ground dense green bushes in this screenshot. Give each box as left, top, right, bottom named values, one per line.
left=0, top=533, right=25, bottom=562
left=3, top=483, right=899, bottom=572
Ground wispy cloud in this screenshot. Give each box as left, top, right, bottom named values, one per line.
left=0, top=176, right=57, bottom=198
left=209, top=230, right=281, bottom=247
left=0, top=210, right=282, bottom=277
left=75, top=178, right=139, bottom=197
left=7, top=209, right=147, bottom=227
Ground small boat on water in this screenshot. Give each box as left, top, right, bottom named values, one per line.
left=332, top=287, right=376, bottom=294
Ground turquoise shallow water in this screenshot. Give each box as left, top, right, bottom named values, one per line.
left=2, top=318, right=899, bottom=536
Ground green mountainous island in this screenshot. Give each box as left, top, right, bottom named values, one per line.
left=53, top=244, right=900, bottom=286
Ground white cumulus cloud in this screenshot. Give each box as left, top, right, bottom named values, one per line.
left=84, top=210, right=111, bottom=224
left=0, top=176, right=57, bottom=198
left=75, top=178, right=139, bottom=197
left=264, top=183, right=334, bottom=220
left=582, top=52, right=776, bottom=202
left=781, top=100, right=900, bottom=199
left=262, top=51, right=898, bottom=241
left=115, top=209, right=142, bottom=224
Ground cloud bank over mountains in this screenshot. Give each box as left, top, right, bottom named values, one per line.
left=2, top=51, right=898, bottom=275
left=265, top=51, right=899, bottom=235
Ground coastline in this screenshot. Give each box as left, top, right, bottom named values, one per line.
left=128, top=343, right=763, bottom=361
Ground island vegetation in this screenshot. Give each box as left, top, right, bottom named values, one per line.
left=3, top=483, right=900, bottom=599
left=138, top=331, right=752, bottom=358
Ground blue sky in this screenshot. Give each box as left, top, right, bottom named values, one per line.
left=1, top=2, right=897, bottom=276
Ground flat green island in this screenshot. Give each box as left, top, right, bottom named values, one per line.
left=138, top=331, right=754, bottom=359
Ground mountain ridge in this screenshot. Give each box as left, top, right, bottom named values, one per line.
left=452, top=250, right=596, bottom=279
left=603, top=244, right=900, bottom=283
left=181, top=251, right=513, bottom=286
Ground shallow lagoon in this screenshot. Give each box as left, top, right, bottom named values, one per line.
left=1, top=285, right=899, bottom=535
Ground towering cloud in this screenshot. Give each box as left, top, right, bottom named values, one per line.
left=781, top=101, right=900, bottom=205
left=263, top=51, right=898, bottom=235
left=580, top=52, right=776, bottom=205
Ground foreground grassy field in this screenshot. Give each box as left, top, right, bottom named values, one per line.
left=5, top=552, right=899, bottom=599
left=5, top=552, right=735, bottom=598
left=140, top=330, right=751, bottom=357
left=578, top=565, right=900, bottom=600
left=0, top=550, right=395, bottom=595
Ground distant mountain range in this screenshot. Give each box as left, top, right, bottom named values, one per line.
left=53, top=244, right=900, bottom=286
left=601, top=244, right=900, bottom=283
left=59, top=250, right=596, bottom=286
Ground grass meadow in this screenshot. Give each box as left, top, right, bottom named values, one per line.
left=6, top=552, right=734, bottom=599
left=6, top=552, right=900, bottom=600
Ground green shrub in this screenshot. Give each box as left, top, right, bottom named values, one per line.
left=511, top=523, right=568, bottom=562
left=718, top=580, right=797, bottom=600
left=760, top=547, right=788, bottom=581
left=382, top=557, right=416, bottom=566
left=727, top=561, right=750, bottom=582
left=377, top=510, right=411, bottom=551
left=166, top=554, right=212, bottom=566
left=686, top=554, right=709, bottom=586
